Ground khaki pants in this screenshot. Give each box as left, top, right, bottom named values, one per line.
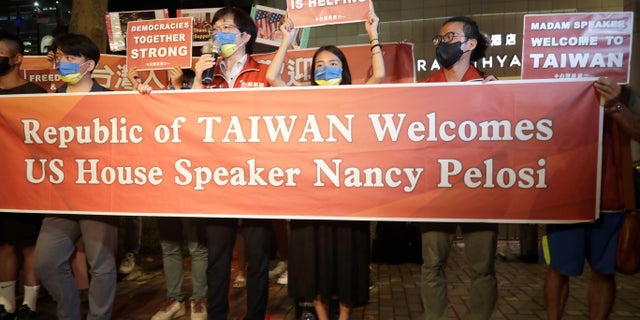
left=419, top=222, right=498, bottom=320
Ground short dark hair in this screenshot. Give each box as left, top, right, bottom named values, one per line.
left=0, top=32, right=25, bottom=55
left=310, top=45, right=352, bottom=86
left=51, top=33, right=101, bottom=66
left=212, top=7, right=257, bottom=54
left=182, top=68, right=195, bottom=84
left=444, top=16, right=488, bottom=62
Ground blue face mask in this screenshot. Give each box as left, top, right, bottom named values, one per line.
left=56, top=61, right=81, bottom=76
left=213, top=32, right=240, bottom=57
left=314, top=66, right=343, bottom=86
left=213, top=32, right=237, bottom=45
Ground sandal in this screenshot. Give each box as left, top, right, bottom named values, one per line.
left=233, top=275, right=246, bottom=288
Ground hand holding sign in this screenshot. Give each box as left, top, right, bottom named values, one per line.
left=126, top=66, right=153, bottom=94
left=594, top=77, right=622, bottom=106
left=364, top=5, right=379, bottom=40
left=279, top=16, right=297, bottom=50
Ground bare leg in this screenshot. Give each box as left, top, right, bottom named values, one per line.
left=544, top=267, right=569, bottom=320
left=21, top=245, right=41, bottom=311
left=21, top=245, right=39, bottom=286
left=314, top=295, right=329, bottom=320
left=0, top=244, right=17, bottom=281
left=588, top=270, right=615, bottom=320
left=338, top=303, right=352, bottom=320
left=0, top=244, right=18, bottom=311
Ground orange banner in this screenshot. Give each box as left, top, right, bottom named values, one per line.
left=20, top=42, right=414, bottom=93
left=287, top=0, right=370, bottom=28
left=252, top=42, right=415, bottom=85
left=0, top=80, right=601, bottom=222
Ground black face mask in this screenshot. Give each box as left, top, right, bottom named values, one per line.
left=435, top=41, right=464, bottom=69
left=0, top=56, right=12, bottom=76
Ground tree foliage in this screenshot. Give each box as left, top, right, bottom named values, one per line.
left=69, top=0, right=108, bottom=52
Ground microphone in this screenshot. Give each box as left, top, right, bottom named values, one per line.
left=201, top=38, right=221, bottom=85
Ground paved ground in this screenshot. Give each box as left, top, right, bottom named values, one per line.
left=33, top=240, right=640, bottom=319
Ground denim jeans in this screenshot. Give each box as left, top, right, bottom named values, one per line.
left=34, top=216, right=117, bottom=320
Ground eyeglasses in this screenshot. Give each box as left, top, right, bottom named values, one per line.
left=53, top=51, right=81, bottom=63
left=432, top=32, right=466, bottom=46
left=211, top=24, right=238, bottom=34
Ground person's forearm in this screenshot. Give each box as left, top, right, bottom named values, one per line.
left=367, top=32, right=385, bottom=84
left=192, top=74, right=204, bottom=89
left=266, top=36, right=293, bottom=87
left=608, top=102, right=640, bottom=141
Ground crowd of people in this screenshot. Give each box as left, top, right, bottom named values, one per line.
left=0, top=4, right=638, bottom=320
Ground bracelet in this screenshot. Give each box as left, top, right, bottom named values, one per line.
left=370, top=43, right=382, bottom=52
left=369, top=38, right=379, bottom=44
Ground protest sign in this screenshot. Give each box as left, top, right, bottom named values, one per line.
left=105, top=9, right=169, bottom=52
left=126, top=17, right=194, bottom=70
left=176, top=8, right=223, bottom=46
left=287, top=0, right=371, bottom=28
left=21, top=42, right=415, bottom=92
left=252, top=5, right=310, bottom=48
left=522, top=12, right=633, bottom=83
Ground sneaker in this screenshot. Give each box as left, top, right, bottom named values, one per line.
left=118, top=252, right=136, bottom=274
left=190, top=299, right=207, bottom=320
left=0, top=305, right=15, bottom=320
left=15, top=305, right=35, bottom=320
left=269, top=261, right=287, bottom=279
left=276, top=270, right=288, bottom=285
left=151, top=298, right=185, bottom=320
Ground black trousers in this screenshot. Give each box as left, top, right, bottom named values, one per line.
left=205, top=218, right=271, bottom=320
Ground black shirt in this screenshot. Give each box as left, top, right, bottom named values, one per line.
left=57, top=79, right=111, bottom=93
left=0, top=82, right=47, bottom=95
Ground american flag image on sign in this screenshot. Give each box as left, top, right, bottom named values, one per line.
left=255, top=10, right=283, bottom=40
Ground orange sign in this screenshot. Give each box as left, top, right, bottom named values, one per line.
left=287, top=0, right=370, bottom=28
left=0, top=80, right=600, bottom=222
left=20, top=43, right=415, bottom=92
left=253, top=42, right=415, bottom=85
left=126, top=17, right=194, bottom=70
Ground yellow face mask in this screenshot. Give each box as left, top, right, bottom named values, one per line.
left=220, top=43, right=239, bottom=58
left=58, top=73, right=85, bottom=84
left=315, top=78, right=342, bottom=86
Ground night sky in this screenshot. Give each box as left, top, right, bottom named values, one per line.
left=107, top=0, right=255, bottom=17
